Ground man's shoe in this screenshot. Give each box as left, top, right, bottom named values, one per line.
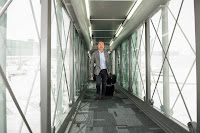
left=94, top=94, right=99, bottom=100
left=101, top=95, right=105, bottom=100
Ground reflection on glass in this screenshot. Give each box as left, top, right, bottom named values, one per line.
left=131, top=26, right=146, bottom=100
left=116, top=46, right=121, bottom=84
left=122, top=40, right=129, bottom=90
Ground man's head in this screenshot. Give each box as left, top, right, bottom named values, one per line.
left=98, top=41, right=104, bottom=52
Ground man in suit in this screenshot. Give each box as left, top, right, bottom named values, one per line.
left=90, top=41, right=110, bottom=100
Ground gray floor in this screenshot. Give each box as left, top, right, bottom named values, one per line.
left=69, top=82, right=165, bottom=133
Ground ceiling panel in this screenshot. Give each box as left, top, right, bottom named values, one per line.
left=91, top=20, right=122, bottom=30
left=93, top=31, right=115, bottom=37
left=93, top=38, right=112, bottom=44
left=94, top=42, right=110, bottom=46
left=89, top=1, right=135, bottom=19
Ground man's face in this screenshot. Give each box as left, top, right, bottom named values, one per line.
left=98, top=41, right=104, bottom=51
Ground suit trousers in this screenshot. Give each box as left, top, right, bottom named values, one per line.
left=96, top=69, right=107, bottom=95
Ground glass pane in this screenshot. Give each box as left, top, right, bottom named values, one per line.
left=131, top=25, right=146, bottom=100
left=122, top=40, right=129, bottom=90
left=168, top=0, right=196, bottom=125
left=116, top=46, right=121, bottom=84
left=150, top=0, right=196, bottom=126
left=51, top=0, right=71, bottom=127
left=0, top=75, right=31, bottom=133
left=150, top=9, right=163, bottom=109
left=0, top=0, right=41, bottom=132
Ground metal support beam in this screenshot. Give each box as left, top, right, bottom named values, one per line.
left=82, top=49, right=85, bottom=85
left=129, top=37, right=132, bottom=92
left=161, top=5, right=170, bottom=116
left=40, top=0, right=51, bottom=132
left=57, top=0, right=63, bottom=113
left=112, top=50, right=115, bottom=75
left=194, top=0, right=200, bottom=132
left=145, top=20, right=151, bottom=104
left=78, top=37, right=81, bottom=93
left=109, top=52, right=112, bottom=73
left=69, top=23, right=74, bottom=104
left=0, top=0, right=7, bottom=132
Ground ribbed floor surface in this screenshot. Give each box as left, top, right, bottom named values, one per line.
left=69, top=82, right=165, bottom=133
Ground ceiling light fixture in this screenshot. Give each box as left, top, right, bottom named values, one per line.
left=85, top=0, right=90, bottom=20
left=127, top=0, right=142, bottom=20
left=91, top=40, right=93, bottom=46
left=116, top=26, right=123, bottom=37
left=89, top=26, right=92, bottom=37
left=110, top=40, right=113, bottom=46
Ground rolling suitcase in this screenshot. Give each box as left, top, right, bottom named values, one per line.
left=105, top=75, right=115, bottom=96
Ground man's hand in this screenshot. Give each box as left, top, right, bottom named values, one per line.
left=90, top=73, right=94, bottom=77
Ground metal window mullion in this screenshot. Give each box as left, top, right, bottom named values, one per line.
left=194, top=0, right=200, bottom=132
left=75, top=36, right=80, bottom=96
left=40, top=0, right=51, bottom=132
left=69, top=22, right=74, bottom=103
left=78, top=37, right=81, bottom=93
left=82, top=47, right=85, bottom=86
left=145, top=20, right=151, bottom=104
left=162, top=5, right=170, bottom=116
left=113, top=51, right=115, bottom=75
